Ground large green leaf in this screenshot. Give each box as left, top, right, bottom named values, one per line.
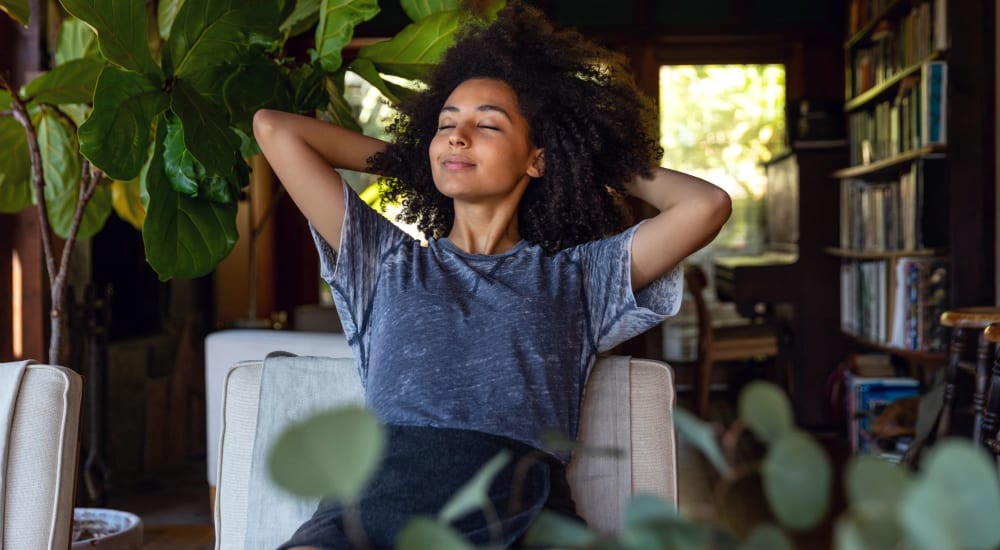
left=37, top=111, right=111, bottom=239
left=163, top=0, right=284, bottom=80
left=347, top=58, right=419, bottom=106
left=157, top=0, right=185, bottom=40
left=0, top=0, right=29, bottom=26
left=396, top=518, right=474, bottom=550
left=738, top=381, right=793, bottom=445
left=169, top=79, right=241, bottom=178
left=899, top=440, right=1000, bottom=550
left=761, top=429, right=831, bottom=531
left=55, top=17, right=100, bottom=64
left=313, top=0, right=380, bottom=73
left=438, top=451, right=510, bottom=523
left=280, top=0, right=321, bottom=36
left=290, top=62, right=328, bottom=113
left=162, top=114, right=245, bottom=204
left=23, top=57, right=104, bottom=106
left=401, top=0, right=459, bottom=21
left=0, top=117, right=32, bottom=213
left=268, top=406, right=385, bottom=500
left=78, top=66, right=168, bottom=181
left=623, top=493, right=677, bottom=529
left=321, top=74, right=363, bottom=133
left=356, top=9, right=463, bottom=82
left=223, top=55, right=292, bottom=134
left=141, top=117, right=239, bottom=279
left=59, top=0, right=159, bottom=74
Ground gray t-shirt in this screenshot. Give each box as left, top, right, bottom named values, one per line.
left=312, top=186, right=683, bottom=457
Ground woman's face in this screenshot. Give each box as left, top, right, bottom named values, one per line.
left=428, top=78, right=543, bottom=204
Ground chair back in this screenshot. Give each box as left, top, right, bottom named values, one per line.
left=684, top=264, right=713, bottom=355
left=1, top=362, right=83, bottom=549
left=214, top=355, right=677, bottom=548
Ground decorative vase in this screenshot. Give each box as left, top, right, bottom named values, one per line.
left=71, top=508, right=143, bottom=549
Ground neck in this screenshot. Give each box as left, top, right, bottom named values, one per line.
left=447, top=202, right=522, bottom=255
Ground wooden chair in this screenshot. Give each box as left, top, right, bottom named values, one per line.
left=934, top=308, right=1000, bottom=446
left=981, top=323, right=1000, bottom=473
left=684, top=264, right=785, bottom=418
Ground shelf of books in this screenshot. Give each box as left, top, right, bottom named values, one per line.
left=838, top=0, right=949, bottom=357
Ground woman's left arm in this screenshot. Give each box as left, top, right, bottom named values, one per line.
left=626, top=166, right=732, bottom=290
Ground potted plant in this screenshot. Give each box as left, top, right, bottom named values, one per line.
left=0, top=0, right=499, bottom=542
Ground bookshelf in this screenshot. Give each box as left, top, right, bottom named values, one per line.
left=835, top=0, right=952, bottom=356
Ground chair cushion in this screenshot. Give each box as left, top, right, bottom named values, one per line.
left=2, top=363, right=82, bottom=550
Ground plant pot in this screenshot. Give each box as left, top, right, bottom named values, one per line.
left=71, top=508, right=143, bottom=549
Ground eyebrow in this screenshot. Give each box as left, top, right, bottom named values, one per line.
left=440, top=104, right=513, bottom=120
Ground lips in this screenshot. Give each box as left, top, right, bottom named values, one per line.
left=442, top=156, right=476, bottom=170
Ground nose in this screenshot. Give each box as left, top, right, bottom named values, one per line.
left=448, top=127, right=468, bottom=148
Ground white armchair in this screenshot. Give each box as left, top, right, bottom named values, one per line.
left=0, top=361, right=83, bottom=549
left=213, top=354, right=677, bottom=548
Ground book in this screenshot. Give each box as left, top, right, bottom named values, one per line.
left=920, top=61, right=947, bottom=146
left=845, top=374, right=920, bottom=457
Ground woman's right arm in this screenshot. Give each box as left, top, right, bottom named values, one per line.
left=252, top=109, right=389, bottom=252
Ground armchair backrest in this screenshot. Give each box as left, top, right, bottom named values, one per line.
left=214, top=355, right=676, bottom=548
left=0, top=362, right=83, bottom=549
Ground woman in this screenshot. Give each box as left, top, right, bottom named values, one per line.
left=254, top=3, right=731, bottom=548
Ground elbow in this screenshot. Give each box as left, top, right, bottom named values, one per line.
left=252, top=109, right=279, bottom=143
left=705, top=185, right=733, bottom=228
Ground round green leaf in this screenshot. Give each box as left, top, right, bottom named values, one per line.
left=55, top=17, right=100, bottom=65
left=844, top=454, right=911, bottom=516
left=357, top=10, right=463, bottom=82
left=111, top=177, right=145, bottom=230
left=761, top=429, right=831, bottom=531
left=60, top=0, right=159, bottom=74
left=0, top=0, right=30, bottom=27
left=24, top=57, right=104, bottom=106
left=835, top=515, right=901, bottom=550
left=742, top=523, right=794, bottom=550
left=623, top=493, right=677, bottom=529
left=222, top=56, right=292, bottom=134
left=0, top=116, right=32, bottom=213
left=396, top=517, right=474, bottom=550
left=738, top=381, right=794, bottom=445
left=522, top=510, right=595, bottom=549
left=313, top=0, right=380, bottom=73
left=898, top=440, right=1000, bottom=550
left=674, top=407, right=731, bottom=476
left=141, top=117, right=238, bottom=279
left=268, top=406, right=386, bottom=501
left=438, top=450, right=510, bottom=523
left=79, top=67, right=168, bottom=181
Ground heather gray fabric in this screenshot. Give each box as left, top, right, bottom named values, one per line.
left=311, top=185, right=682, bottom=458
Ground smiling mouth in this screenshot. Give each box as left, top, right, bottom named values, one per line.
left=442, top=160, right=476, bottom=170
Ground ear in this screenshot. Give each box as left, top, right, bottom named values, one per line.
left=527, top=148, right=545, bottom=178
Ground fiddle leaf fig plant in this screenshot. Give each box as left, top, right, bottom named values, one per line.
left=0, top=0, right=500, bottom=364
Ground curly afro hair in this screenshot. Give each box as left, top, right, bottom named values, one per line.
left=369, top=1, right=663, bottom=253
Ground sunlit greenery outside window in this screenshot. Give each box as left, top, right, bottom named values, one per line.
left=659, top=65, right=786, bottom=257
left=658, top=65, right=786, bottom=361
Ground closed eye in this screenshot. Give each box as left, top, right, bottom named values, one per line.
left=437, top=124, right=455, bottom=131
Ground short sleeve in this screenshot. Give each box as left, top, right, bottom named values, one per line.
left=310, top=184, right=410, bottom=353
left=570, top=222, right=684, bottom=352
